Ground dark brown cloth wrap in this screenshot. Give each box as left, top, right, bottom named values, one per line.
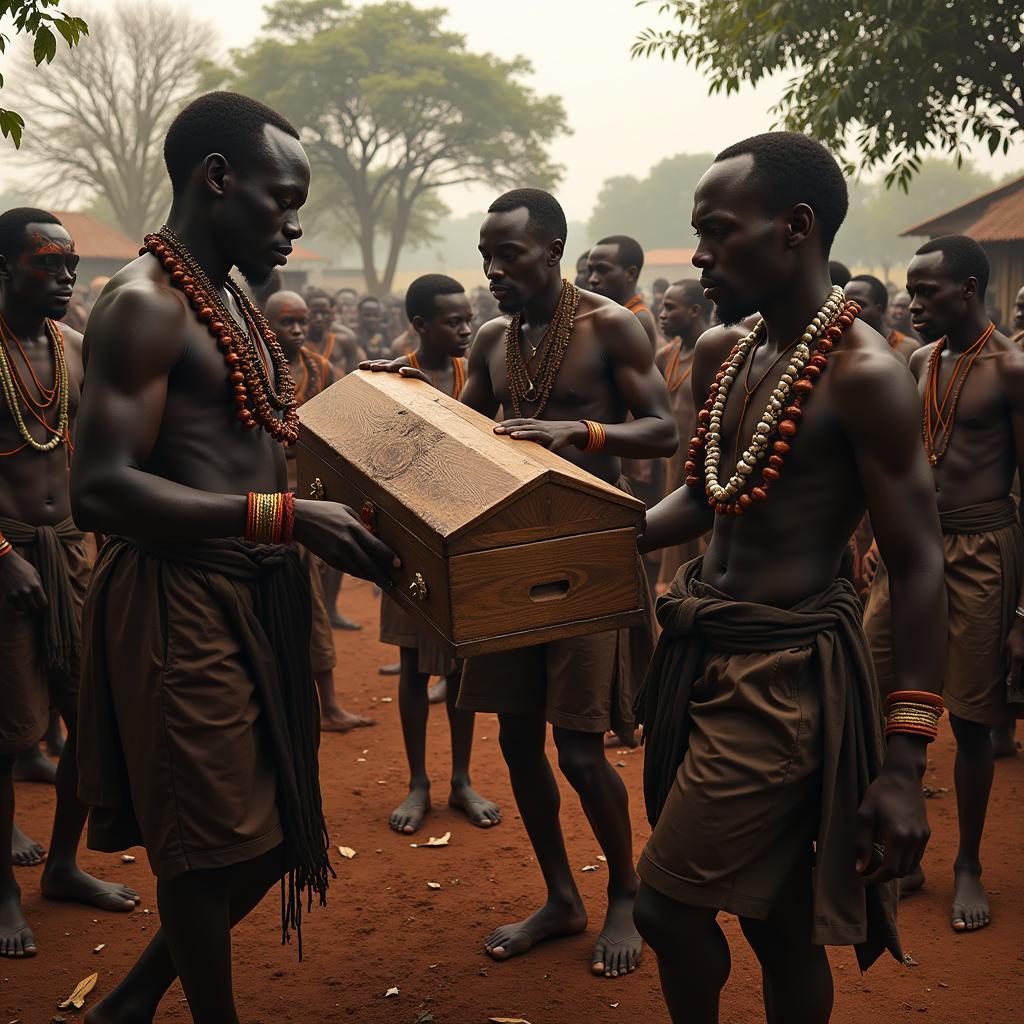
left=636, top=557, right=900, bottom=970
left=0, top=515, right=83, bottom=676
left=78, top=536, right=331, bottom=954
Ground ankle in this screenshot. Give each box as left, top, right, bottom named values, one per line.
left=954, top=858, right=982, bottom=877
left=607, top=877, right=639, bottom=901
left=408, top=776, right=430, bottom=792
left=449, top=773, right=471, bottom=790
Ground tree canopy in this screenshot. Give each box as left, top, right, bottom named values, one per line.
left=216, top=0, right=568, bottom=294
left=0, top=0, right=88, bottom=147
left=587, top=152, right=713, bottom=249
left=633, top=0, right=1024, bottom=189
left=7, top=2, right=209, bottom=238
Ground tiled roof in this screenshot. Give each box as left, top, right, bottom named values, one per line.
left=52, top=211, right=137, bottom=259
left=900, top=174, right=1024, bottom=240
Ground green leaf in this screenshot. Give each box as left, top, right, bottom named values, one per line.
left=33, top=25, right=56, bottom=65
left=0, top=108, right=25, bottom=148
left=53, top=18, right=79, bottom=47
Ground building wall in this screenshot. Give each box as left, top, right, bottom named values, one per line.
left=982, top=241, right=1024, bottom=328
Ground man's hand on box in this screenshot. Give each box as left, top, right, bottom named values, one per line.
left=358, top=359, right=432, bottom=385
left=294, top=498, right=400, bottom=588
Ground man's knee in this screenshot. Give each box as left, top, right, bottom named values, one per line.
left=497, top=713, right=545, bottom=765
left=634, top=882, right=710, bottom=951
left=553, top=729, right=604, bottom=788
left=950, top=714, right=991, bottom=751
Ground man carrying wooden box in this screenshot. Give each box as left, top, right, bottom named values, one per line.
left=364, top=188, right=677, bottom=979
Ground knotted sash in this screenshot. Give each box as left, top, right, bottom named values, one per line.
left=635, top=557, right=900, bottom=968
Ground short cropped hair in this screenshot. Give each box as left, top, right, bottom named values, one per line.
left=306, top=287, right=333, bottom=305
left=0, top=207, right=62, bottom=260
left=405, top=274, right=465, bottom=322
left=597, top=235, right=645, bottom=275
left=164, top=91, right=299, bottom=197
left=653, top=277, right=670, bottom=291
left=915, top=234, right=990, bottom=297
left=829, top=260, right=851, bottom=287
left=488, top=188, right=567, bottom=245
left=671, top=278, right=714, bottom=320
left=715, top=131, right=849, bottom=253
left=849, top=273, right=888, bottom=310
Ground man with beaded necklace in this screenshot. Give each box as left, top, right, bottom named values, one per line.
left=365, top=187, right=677, bottom=980
left=863, top=235, right=1024, bottom=934
left=0, top=208, right=141, bottom=960
left=70, top=92, right=398, bottom=1024
left=632, top=132, right=948, bottom=1024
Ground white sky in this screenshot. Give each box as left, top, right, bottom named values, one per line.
left=5, top=0, right=1024, bottom=220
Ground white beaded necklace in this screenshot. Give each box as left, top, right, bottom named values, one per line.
left=704, top=286, right=846, bottom=504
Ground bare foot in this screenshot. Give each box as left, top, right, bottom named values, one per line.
left=485, top=896, right=588, bottom=961
left=951, top=867, right=990, bottom=932
left=991, top=723, right=1018, bottom=758
left=84, top=996, right=156, bottom=1024
left=428, top=677, right=447, bottom=704
left=11, top=824, right=45, bottom=867
left=321, top=709, right=376, bottom=733
left=592, top=893, right=642, bottom=977
left=899, top=862, right=925, bottom=897
left=448, top=783, right=501, bottom=829
left=41, top=865, right=140, bottom=912
left=390, top=784, right=431, bottom=834
left=378, top=662, right=401, bottom=676
left=0, top=883, right=36, bottom=958
left=12, top=745, right=57, bottom=784
left=330, top=611, right=362, bottom=630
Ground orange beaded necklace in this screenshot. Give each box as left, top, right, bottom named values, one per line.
left=922, top=320, right=995, bottom=466
left=663, top=341, right=694, bottom=395
left=407, top=351, right=466, bottom=400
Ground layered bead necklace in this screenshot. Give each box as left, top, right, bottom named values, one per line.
left=686, top=286, right=859, bottom=515
left=504, top=279, right=580, bottom=417
left=0, top=314, right=70, bottom=455
left=141, top=226, right=300, bottom=445
left=922, top=320, right=994, bottom=466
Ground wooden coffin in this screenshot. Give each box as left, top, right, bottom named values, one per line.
left=296, top=370, right=646, bottom=658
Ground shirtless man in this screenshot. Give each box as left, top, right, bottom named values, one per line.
left=654, top=279, right=712, bottom=588
left=1010, top=284, right=1024, bottom=347
left=71, top=91, right=396, bottom=1023
left=587, top=235, right=659, bottom=350
left=379, top=274, right=500, bottom=834
left=355, top=294, right=389, bottom=360
left=633, top=132, right=947, bottom=1023
left=306, top=288, right=363, bottom=376
left=845, top=274, right=920, bottom=364
left=864, top=235, right=1024, bottom=933
left=0, top=208, right=139, bottom=957
left=367, top=188, right=677, bottom=978
left=264, top=291, right=373, bottom=733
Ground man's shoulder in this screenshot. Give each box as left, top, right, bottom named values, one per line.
left=474, top=315, right=509, bottom=348
left=91, top=259, right=187, bottom=330
left=989, top=331, right=1024, bottom=393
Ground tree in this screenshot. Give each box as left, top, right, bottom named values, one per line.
left=834, top=159, right=996, bottom=279
left=7, top=2, right=209, bottom=238
left=587, top=152, right=714, bottom=250
left=633, top=1, right=1024, bottom=189
left=218, top=0, right=568, bottom=295
left=0, top=0, right=88, bottom=147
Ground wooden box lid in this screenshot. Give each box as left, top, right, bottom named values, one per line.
left=298, top=371, right=644, bottom=556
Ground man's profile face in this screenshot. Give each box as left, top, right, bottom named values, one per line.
left=478, top=207, right=562, bottom=314
left=417, top=292, right=473, bottom=358
left=844, top=280, right=884, bottom=332
left=658, top=286, right=692, bottom=340
left=307, top=296, right=333, bottom=339
left=586, top=243, right=634, bottom=303
left=691, top=155, right=795, bottom=326
left=2, top=223, right=78, bottom=319
left=1013, top=287, right=1024, bottom=331
left=266, top=294, right=308, bottom=356
left=906, top=252, right=974, bottom=342
left=888, top=291, right=913, bottom=331
left=217, top=124, right=310, bottom=288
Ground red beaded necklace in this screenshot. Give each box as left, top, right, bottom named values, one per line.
left=140, top=227, right=300, bottom=445
left=684, top=298, right=860, bottom=515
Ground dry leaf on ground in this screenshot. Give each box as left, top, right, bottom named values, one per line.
left=121, top=855, right=135, bottom=863
left=93, top=944, right=105, bottom=953
left=427, top=882, right=441, bottom=890
left=581, top=865, right=599, bottom=872
left=489, top=1018, right=532, bottom=1024
left=337, top=846, right=357, bottom=859
left=58, top=973, right=98, bottom=1010
left=417, top=831, right=451, bottom=848
left=384, top=986, right=399, bottom=997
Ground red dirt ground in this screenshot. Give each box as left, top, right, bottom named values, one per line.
left=3, top=576, right=1023, bottom=1023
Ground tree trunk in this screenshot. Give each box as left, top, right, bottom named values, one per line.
left=380, top=195, right=415, bottom=295
left=355, top=200, right=381, bottom=295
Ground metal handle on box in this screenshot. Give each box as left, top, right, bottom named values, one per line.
left=408, top=572, right=428, bottom=600
left=309, top=477, right=324, bottom=500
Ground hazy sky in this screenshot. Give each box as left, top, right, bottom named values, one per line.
left=5, top=0, right=1024, bottom=220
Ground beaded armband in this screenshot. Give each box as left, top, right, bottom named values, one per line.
left=581, top=419, right=606, bottom=453
left=0, top=532, right=11, bottom=559
left=884, top=690, right=945, bottom=743
left=246, top=492, right=295, bottom=545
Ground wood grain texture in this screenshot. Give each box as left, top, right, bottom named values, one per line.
left=449, top=528, right=641, bottom=643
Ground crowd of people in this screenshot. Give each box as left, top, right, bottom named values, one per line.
left=0, top=88, right=1022, bottom=1024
